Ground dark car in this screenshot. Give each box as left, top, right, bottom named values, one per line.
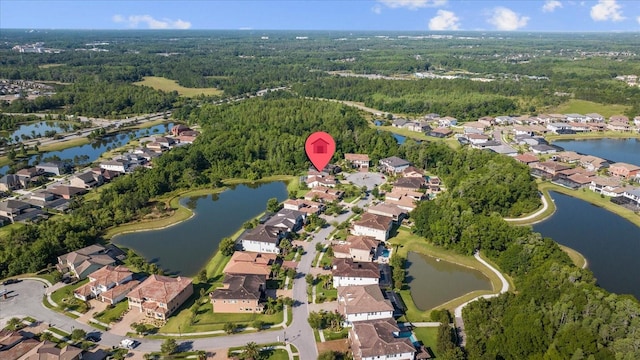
left=86, top=334, right=101, bottom=342
left=322, top=265, right=332, bottom=270
left=2, top=278, right=22, bottom=285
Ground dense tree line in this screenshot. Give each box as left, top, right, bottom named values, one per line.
left=406, top=141, right=640, bottom=359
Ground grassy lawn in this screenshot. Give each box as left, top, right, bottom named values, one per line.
left=266, top=349, right=289, bottom=360
left=377, top=125, right=460, bottom=149
left=47, top=327, right=70, bottom=338
left=50, top=279, right=90, bottom=312
left=39, top=63, right=66, bottom=69
left=537, top=181, right=640, bottom=228
left=134, top=76, right=223, bottom=97
left=94, top=300, right=129, bottom=324
left=559, top=245, right=587, bottom=269
left=413, top=327, right=439, bottom=356
left=314, top=283, right=337, bottom=303
left=323, top=328, right=348, bottom=341
left=546, top=99, right=630, bottom=118
left=389, top=229, right=511, bottom=318
left=39, top=136, right=90, bottom=152
left=0, top=223, right=25, bottom=241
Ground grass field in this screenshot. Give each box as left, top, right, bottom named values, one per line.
left=133, top=76, right=223, bottom=97
left=388, top=229, right=513, bottom=320
left=38, top=64, right=65, bottom=69
left=376, top=125, right=461, bottom=149
left=547, top=99, right=629, bottom=118
left=559, top=245, right=587, bottom=269
left=413, top=327, right=439, bottom=356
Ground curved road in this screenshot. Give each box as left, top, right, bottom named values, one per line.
left=453, top=252, right=509, bottom=347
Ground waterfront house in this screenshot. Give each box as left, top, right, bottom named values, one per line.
left=579, top=155, right=609, bottom=172
left=240, top=225, right=284, bottom=254
left=127, top=275, right=193, bottom=321
left=589, top=176, right=625, bottom=196
left=428, top=127, right=453, bottom=138
left=170, top=124, right=191, bottom=136
left=530, top=144, right=558, bottom=155
left=607, top=122, right=633, bottom=132
left=305, top=174, right=337, bottom=188
left=530, top=161, right=571, bottom=178
left=283, top=198, right=324, bottom=215
left=223, top=252, right=278, bottom=277
left=265, top=208, right=305, bottom=233
left=547, top=122, right=572, bottom=134
left=332, top=258, right=380, bottom=287
left=609, top=115, right=629, bottom=123
left=352, top=213, right=394, bottom=242
left=609, top=162, right=640, bottom=179
left=345, top=153, right=371, bottom=169
left=332, top=235, right=380, bottom=263
left=338, top=285, right=394, bottom=324
left=514, top=153, right=539, bottom=166
left=379, top=156, right=410, bottom=174
left=349, top=318, right=416, bottom=360
left=622, top=188, right=640, bottom=207
left=36, top=161, right=69, bottom=176
left=73, top=265, right=135, bottom=303
left=16, top=167, right=44, bottom=188
left=210, top=274, right=266, bottom=313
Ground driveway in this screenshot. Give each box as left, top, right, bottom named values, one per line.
left=345, top=172, right=386, bottom=190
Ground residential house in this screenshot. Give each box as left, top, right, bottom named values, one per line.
left=0, top=174, right=21, bottom=192
left=264, top=208, right=305, bottom=233
left=349, top=318, right=415, bottom=360
left=223, top=252, right=278, bottom=277
left=0, top=199, right=41, bottom=224
left=427, top=176, right=443, bottom=193
left=170, top=124, right=191, bottom=136
left=609, top=115, right=629, bottom=123
left=586, top=123, right=606, bottom=132
left=36, top=161, right=69, bottom=176
left=127, top=275, right=193, bottom=321
left=579, top=155, right=609, bottom=172
left=73, top=265, right=134, bottom=304
left=15, top=167, right=44, bottom=188
left=609, top=162, right=640, bottom=179
left=23, top=341, right=83, bottom=360
left=384, top=190, right=421, bottom=212
left=547, top=122, right=572, bottom=134
left=305, top=174, right=337, bottom=188
left=530, top=161, right=571, bottom=178
left=466, top=133, right=489, bottom=145
left=565, top=113, right=589, bottom=122
left=304, top=186, right=344, bottom=203
left=622, top=188, right=640, bottom=207
left=92, top=167, right=119, bottom=182
left=495, top=116, right=515, bottom=125
left=608, top=122, right=633, bottom=132
left=512, top=125, right=535, bottom=136
left=428, top=127, right=452, bottom=138
left=463, top=121, right=489, bottom=133
left=338, top=285, right=394, bottom=324
left=332, top=258, right=380, bottom=287
left=589, top=176, right=624, bottom=196
left=69, top=171, right=103, bottom=189
left=585, top=113, right=605, bottom=123
left=567, top=122, right=591, bottom=132
left=530, top=144, right=558, bottom=155
left=486, top=144, right=518, bottom=157
left=366, top=203, right=406, bottom=223
left=404, top=121, right=431, bottom=133
left=282, top=199, right=324, bottom=215
left=332, top=236, right=380, bottom=263
left=154, top=136, right=176, bottom=148
left=634, top=116, right=640, bottom=127
left=392, top=119, right=409, bottom=128
left=393, top=177, right=425, bottom=192
left=401, top=166, right=425, bottom=179
left=554, top=151, right=582, bottom=164
left=424, top=113, right=440, bottom=120
left=210, top=274, right=266, bottom=313
left=352, top=213, right=394, bottom=242
left=57, top=244, right=119, bottom=279
left=345, top=154, right=371, bottom=169
left=378, top=157, right=410, bottom=174
left=0, top=329, right=42, bottom=360
left=478, top=116, right=495, bottom=126
left=514, top=153, right=539, bottom=166
left=240, top=225, right=284, bottom=254
left=47, top=185, right=87, bottom=200
left=437, top=116, right=457, bottom=127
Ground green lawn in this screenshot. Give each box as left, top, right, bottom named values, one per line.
left=50, top=279, right=90, bottom=313
left=94, top=301, right=129, bottom=324
left=547, top=99, right=629, bottom=118
left=323, top=328, right=348, bottom=341
left=413, top=327, right=439, bottom=356
left=266, top=349, right=289, bottom=360
left=133, top=76, right=223, bottom=97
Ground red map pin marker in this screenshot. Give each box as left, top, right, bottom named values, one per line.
left=305, top=131, right=336, bottom=172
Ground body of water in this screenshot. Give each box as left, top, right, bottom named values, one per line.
left=534, top=191, right=640, bottom=299
left=554, top=138, right=640, bottom=166
left=0, top=123, right=172, bottom=175
left=112, top=182, right=288, bottom=276
left=406, top=251, right=492, bottom=311
left=8, top=121, right=68, bottom=139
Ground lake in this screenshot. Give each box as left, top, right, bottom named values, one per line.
left=8, top=121, right=68, bottom=139
left=112, top=182, right=288, bottom=276
left=554, top=138, right=640, bottom=166
left=0, top=123, right=172, bottom=175
left=534, top=191, right=640, bottom=299
left=406, top=251, right=492, bottom=311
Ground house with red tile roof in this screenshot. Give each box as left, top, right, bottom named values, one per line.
left=332, top=258, right=380, bottom=287
left=332, top=236, right=380, bottom=263
left=338, top=285, right=394, bottom=324
left=609, top=162, right=640, bottom=179
left=351, top=213, right=394, bottom=242
left=349, top=318, right=415, bottom=360
left=223, top=252, right=278, bottom=277
left=345, top=153, right=371, bottom=169
left=73, top=265, right=134, bottom=304
left=127, top=275, right=193, bottom=321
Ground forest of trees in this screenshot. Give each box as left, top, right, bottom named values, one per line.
left=407, top=141, right=640, bottom=359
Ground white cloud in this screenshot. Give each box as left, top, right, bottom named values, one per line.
left=487, top=7, right=529, bottom=31
left=590, top=0, right=625, bottom=22
left=542, top=0, right=562, bottom=13
left=377, top=0, right=447, bottom=10
left=112, top=14, right=191, bottom=29
left=372, top=5, right=383, bottom=14
left=429, top=10, right=460, bottom=30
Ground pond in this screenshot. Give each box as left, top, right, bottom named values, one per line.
left=553, top=138, right=640, bottom=166
left=533, top=191, right=640, bottom=299
left=112, top=181, right=289, bottom=276
left=0, top=122, right=172, bottom=175
left=406, top=251, right=492, bottom=311
left=7, top=121, right=69, bottom=139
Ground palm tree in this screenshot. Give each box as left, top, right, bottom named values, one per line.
left=242, top=342, right=261, bottom=360
left=7, top=317, right=22, bottom=329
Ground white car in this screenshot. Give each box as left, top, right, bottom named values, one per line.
left=120, top=339, right=136, bottom=349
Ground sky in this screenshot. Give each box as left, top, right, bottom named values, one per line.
left=1, top=0, right=640, bottom=32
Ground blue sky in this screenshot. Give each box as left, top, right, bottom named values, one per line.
left=1, top=0, right=640, bottom=31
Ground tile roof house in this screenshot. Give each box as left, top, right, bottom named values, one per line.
left=73, top=265, right=134, bottom=304
left=23, top=341, right=83, bottom=360
left=305, top=174, right=337, bottom=188
left=36, top=161, right=70, bottom=176
left=378, top=157, right=410, bottom=174
left=15, top=167, right=44, bottom=188
left=530, top=161, right=571, bottom=178
left=128, top=275, right=193, bottom=321
left=609, top=162, right=640, bottom=179
left=338, top=285, right=394, bottom=324
left=589, top=176, right=625, bottom=197
left=304, top=186, right=344, bottom=203
left=223, top=252, right=278, bottom=277
left=428, top=127, right=453, bottom=138
left=393, top=177, right=426, bottom=192
left=349, top=318, right=416, bottom=360
left=401, top=166, right=425, bottom=178
left=170, top=124, right=191, bottom=136
left=283, top=199, right=324, bottom=215
left=384, top=190, right=423, bottom=212
left=332, top=258, right=380, bottom=287
left=264, top=209, right=305, bottom=233
left=332, top=235, right=380, bottom=263
left=366, top=203, right=406, bottom=223
left=240, top=225, right=284, bottom=254
left=210, top=274, right=266, bottom=313
left=345, top=153, right=371, bottom=169
left=0, top=330, right=41, bottom=360
left=0, top=174, right=21, bottom=192
left=47, top=185, right=87, bottom=199
left=351, top=213, right=394, bottom=242
left=514, top=153, right=539, bottom=166
left=0, top=199, right=41, bottom=224
left=69, top=171, right=103, bottom=189
left=57, top=244, right=119, bottom=279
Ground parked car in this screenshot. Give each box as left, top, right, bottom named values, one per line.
left=86, top=334, right=101, bottom=342
left=2, top=278, right=22, bottom=285
left=120, top=339, right=137, bottom=349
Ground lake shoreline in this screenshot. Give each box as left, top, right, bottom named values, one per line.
left=546, top=132, right=640, bottom=143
